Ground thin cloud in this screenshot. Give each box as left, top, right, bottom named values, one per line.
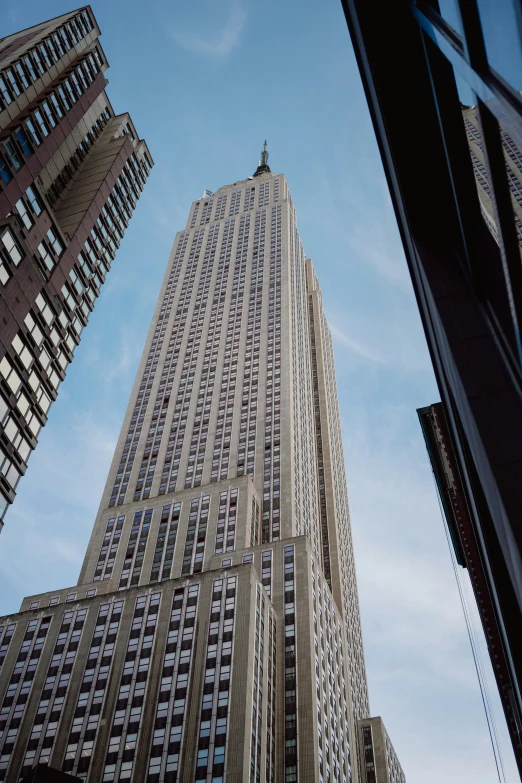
left=329, top=322, right=388, bottom=365
left=169, top=0, right=247, bottom=58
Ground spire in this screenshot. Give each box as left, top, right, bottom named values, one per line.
left=253, top=140, right=271, bottom=177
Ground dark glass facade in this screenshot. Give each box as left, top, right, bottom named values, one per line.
left=0, top=7, right=152, bottom=528
left=340, top=0, right=522, bottom=771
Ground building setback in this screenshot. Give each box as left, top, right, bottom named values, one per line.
left=0, top=151, right=403, bottom=782
left=0, top=6, right=152, bottom=528
left=357, top=718, right=405, bottom=783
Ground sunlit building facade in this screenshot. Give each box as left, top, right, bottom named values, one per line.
left=0, top=149, right=402, bottom=783
left=0, top=6, right=152, bottom=527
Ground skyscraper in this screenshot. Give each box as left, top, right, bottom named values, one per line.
left=0, top=7, right=152, bottom=528
left=0, top=149, right=403, bottom=783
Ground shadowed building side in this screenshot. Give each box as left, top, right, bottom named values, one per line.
left=0, top=6, right=152, bottom=528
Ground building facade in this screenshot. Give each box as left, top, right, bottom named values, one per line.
left=0, top=6, right=152, bottom=527
left=341, top=0, right=522, bottom=773
left=357, top=718, right=404, bottom=783
left=0, top=153, right=402, bottom=782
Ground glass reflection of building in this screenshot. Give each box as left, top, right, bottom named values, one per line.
left=340, top=0, right=522, bottom=774
left=463, top=103, right=522, bottom=248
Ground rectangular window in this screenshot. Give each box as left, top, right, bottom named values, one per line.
left=15, top=198, right=33, bottom=230
left=47, top=228, right=64, bottom=256
left=0, top=153, right=12, bottom=184
left=26, top=185, right=43, bottom=215
left=33, top=109, right=50, bottom=138
left=38, top=242, right=55, bottom=271
left=1, top=229, right=23, bottom=265
left=15, top=128, right=33, bottom=158
left=0, top=75, right=13, bottom=106
left=4, top=140, right=23, bottom=170
left=25, top=118, right=42, bottom=147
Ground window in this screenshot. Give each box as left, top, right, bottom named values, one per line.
left=26, top=185, right=43, bottom=216
left=15, top=198, right=34, bottom=230
left=25, top=118, right=42, bottom=147
left=42, top=100, right=57, bottom=128
left=49, top=597, right=60, bottom=606
left=3, top=140, right=22, bottom=170
left=0, top=74, right=13, bottom=106
left=12, top=334, right=33, bottom=370
left=5, top=68, right=22, bottom=97
left=33, top=109, right=50, bottom=138
left=0, top=152, right=12, bottom=184
left=86, top=589, right=96, bottom=598
left=0, top=356, right=21, bottom=395
left=66, top=593, right=77, bottom=603
left=29, top=601, right=39, bottom=610
left=1, top=229, right=22, bottom=265
left=47, top=228, right=64, bottom=256
left=38, top=242, right=55, bottom=271
left=0, top=449, right=21, bottom=489
left=15, top=128, right=32, bottom=158
left=221, top=558, right=231, bottom=568
left=24, top=312, right=44, bottom=347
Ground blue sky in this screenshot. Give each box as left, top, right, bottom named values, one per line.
left=0, top=0, right=518, bottom=780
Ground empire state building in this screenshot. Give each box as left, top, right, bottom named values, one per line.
left=0, top=144, right=404, bottom=783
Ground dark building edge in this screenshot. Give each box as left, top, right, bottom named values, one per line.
left=418, top=402, right=522, bottom=765
left=339, top=0, right=522, bottom=772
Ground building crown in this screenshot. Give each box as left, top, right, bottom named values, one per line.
left=253, top=140, right=271, bottom=176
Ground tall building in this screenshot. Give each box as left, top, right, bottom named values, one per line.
left=0, top=150, right=402, bottom=782
left=340, top=0, right=522, bottom=772
left=0, top=7, right=152, bottom=528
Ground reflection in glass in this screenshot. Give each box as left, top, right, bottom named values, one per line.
left=458, top=85, right=522, bottom=356
left=436, top=0, right=463, bottom=36
left=462, top=103, right=522, bottom=249
left=476, top=0, right=522, bottom=91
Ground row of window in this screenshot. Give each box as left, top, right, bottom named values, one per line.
left=236, top=209, right=266, bottom=482
left=211, top=214, right=250, bottom=483
left=149, top=502, right=182, bottom=583
left=290, top=207, right=319, bottom=554
left=109, top=230, right=191, bottom=506
left=0, top=615, right=52, bottom=780
left=309, top=294, right=331, bottom=587
left=119, top=508, right=153, bottom=589
left=262, top=206, right=283, bottom=543
left=312, top=558, right=352, bottom=783
left=284, top=545, right=297, bottom=783
left=19, top=608, right=88, bottom=775
left=147, top=584, right=200, bottom=782
left=184, top=221, right=229, bottom=490
left=314, top=284, right=370, bottom=721
left=63, top=599, right=125, bottom=777
left=189, top=177, right=281, bottom=231
left=194, top=575, right=237, bottom=782
left=47, top=107, right=112, bottom=206
left=101, top=592, right=161, bottom=782
left=215, top=488, right=238, bottom=554
left=0, top=49, right=104, bottom=186
left=0, top=9, right=94, bottom=113
left=158, top=228, right=208, bottom=497
left=180, top=495, right=210, bottom=576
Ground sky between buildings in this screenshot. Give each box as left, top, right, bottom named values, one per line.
left=0, top=0, right=518, bottom=780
